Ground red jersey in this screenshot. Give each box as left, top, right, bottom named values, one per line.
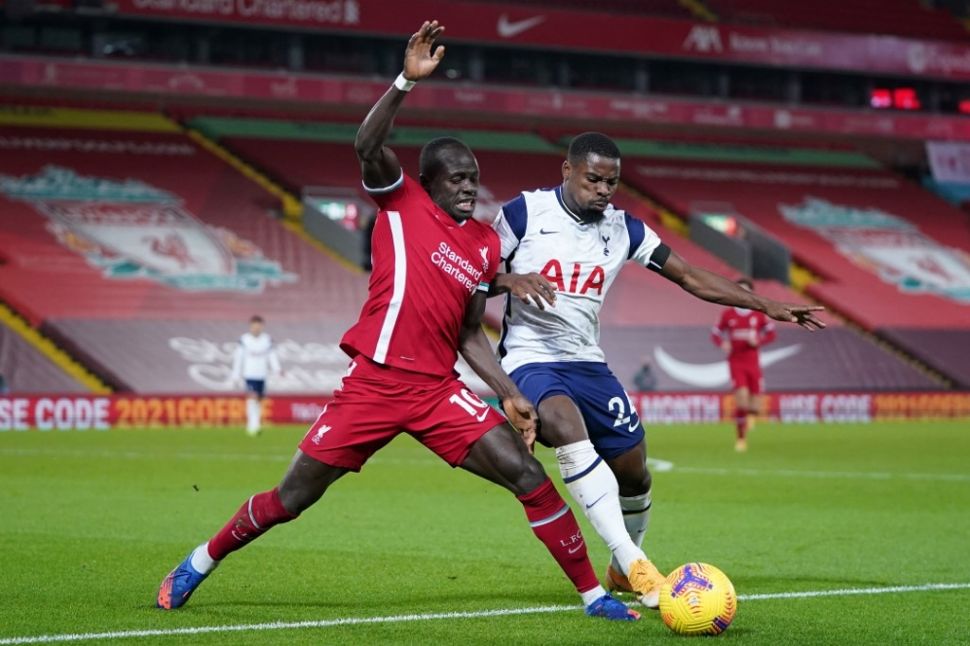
left=711, top=307, right=777, bottom=364
left=340, top=174, right=501, bottom=377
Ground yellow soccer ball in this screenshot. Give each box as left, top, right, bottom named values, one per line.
left=659, top=563, right=737, bottom=636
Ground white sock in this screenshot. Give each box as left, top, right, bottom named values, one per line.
left=580, top=584, right=609, bottom=607
left=190, top=542, right=218, bottom=574
left=557, top=440, right=644, bottom=574
left=611, top=491, right=652, bottom=570
left=246, top=398, right=260, bottom=432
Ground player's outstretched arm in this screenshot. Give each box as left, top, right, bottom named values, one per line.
left=458, top=291, right=537, bottom=447
left=659, top=250, right=827, bottom=331
left=354, top=20, right=445, bottom=189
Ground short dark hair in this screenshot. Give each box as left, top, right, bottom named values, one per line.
left=419, top=136, right=472, bottom=178
left=250, top=315, right=264, bottom=324
left=567, top=132, right=621, bottom=164
left=736, top=277, right=754, bottom=290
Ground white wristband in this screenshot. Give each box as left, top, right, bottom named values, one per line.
left=394, top=73, right=416, bottom=92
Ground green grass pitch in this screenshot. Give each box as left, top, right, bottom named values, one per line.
left=2, top=420, right=969, bottom=644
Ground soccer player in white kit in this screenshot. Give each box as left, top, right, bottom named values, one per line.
left=492, top=133, right=826, bottom=607
left=232, top=315, right=281, bottom=436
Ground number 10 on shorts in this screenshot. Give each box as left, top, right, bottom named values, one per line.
left=449, top=388, right=490, bottom=422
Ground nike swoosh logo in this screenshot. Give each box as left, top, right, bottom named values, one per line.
left=539, top=228, right=558, bottom=235
left=653, top=344, right=802, bottom=388
left=497, top=14, right=546, bottom=38
left=567, top=543, right=584, bottom=554
left=585, top=493, right=607, bottom=509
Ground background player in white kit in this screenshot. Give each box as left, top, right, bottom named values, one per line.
left=492, top=132, right=826, bottom=607
left=231, top=315, right=281, bottom=436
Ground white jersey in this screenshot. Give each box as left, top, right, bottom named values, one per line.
left=493, top=186, right=664, bottom=373
left=232, top=332, right=281, bottom=381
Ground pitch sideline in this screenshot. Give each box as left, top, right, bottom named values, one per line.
left=2, top=582, right=969, bottom=645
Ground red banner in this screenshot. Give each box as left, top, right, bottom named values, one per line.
left=636, top=391, right=970, bottom=424
left=1, top=391, right=967, bottom=429
left=3, top=56, right=970, bottom=141
left=105, top=0, right=970, bottom=82
left=0, top=394, right=329, bottom=430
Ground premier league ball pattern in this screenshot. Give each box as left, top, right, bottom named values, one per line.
left=659, top=563, right=737, bottom=636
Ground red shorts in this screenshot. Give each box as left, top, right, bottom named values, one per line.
left=299, top=356, right=507, bottom=471
left=729, top=359, right=764, bottom=395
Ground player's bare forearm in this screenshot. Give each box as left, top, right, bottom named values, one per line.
left=458, top=293, right=520, bottom=401
left=460, top=326, right=520, bottom=401
left=459, top=293, right=537, bottom=438
left=460, top=325, right=537, bottom=441
left=660, top=250, right=826, bottom=331
left=673, top=261, right=764, bottom=310
left=489, top=273, right=557, bottom=309
left=355, top=20, right=446, bottom=189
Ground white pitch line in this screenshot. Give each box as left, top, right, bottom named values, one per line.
left=739, top=582, right=970, bottom=600
left=0, top=607, right=578, bottom=646
left=671, top=465, right=970, bottom=483
left=2, top=582, right=968, bottom=645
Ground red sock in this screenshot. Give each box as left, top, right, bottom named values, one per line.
left=207, top=488, right=297, bottom=561
left=517, top=478, right=600, bottom=594
left=735, top=411, right=747, bottom=440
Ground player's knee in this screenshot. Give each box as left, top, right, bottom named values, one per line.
left=640, top=467, right=653, bottom=494
left=538, top=410, right=585, bottom=446
left=276, top=487, right=311, bottom=516
left=617, top=464, right=651, bottom=496
left=277, top=477, right=333, bottom=515
left=510, top=455, right=548, bottom=496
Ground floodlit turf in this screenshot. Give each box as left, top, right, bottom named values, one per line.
left=2, top=420, right=969, bottom=644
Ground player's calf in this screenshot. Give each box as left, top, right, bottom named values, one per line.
left=206, top=487, right=297, bottom=561
left=156, top=488, right=297, bottom=610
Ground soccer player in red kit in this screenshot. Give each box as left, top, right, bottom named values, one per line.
left=156, top=20, right=638, bottom=621
left=712, top=278, right=777, bottom=451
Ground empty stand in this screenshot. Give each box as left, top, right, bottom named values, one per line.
left=625, top=159, right=970, bottom=327
left=193, top=115, right=943, bottom=391
left=602, top=325, right=938, bottom=392
left=0, top=126, right=368, bottom=324
left=624, top=155, right=970, bottom=385
left=0, top=124, right=370, bottom=392
left=0, top=324, right=89, bottom=393
left=881, top=328, right=970, bottom=388
left=707, top=0, right=967, bottom=40
left=2, top=111, right=941, bottom=393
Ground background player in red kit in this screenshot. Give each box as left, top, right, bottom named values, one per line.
left=712, top=278, right=777, bottom=451
left=156, top=20, right=638, bottom=621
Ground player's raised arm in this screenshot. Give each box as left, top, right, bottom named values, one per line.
left=658, top=249, right=827, bottom=331
left=458, top=290, right=537, bottom=448
left=354, top=20, right=445, bottom=189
